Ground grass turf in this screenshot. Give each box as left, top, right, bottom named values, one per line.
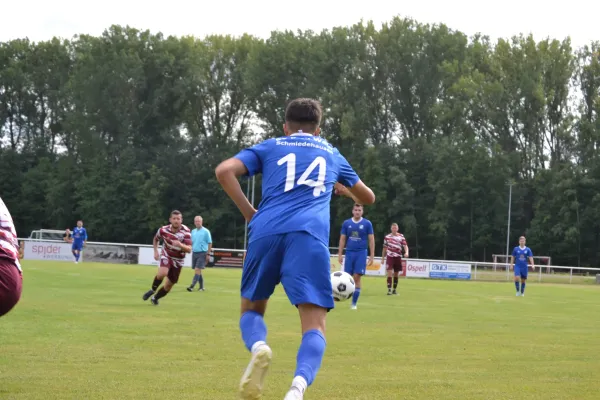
left=1, top=261, right=599, bottom=399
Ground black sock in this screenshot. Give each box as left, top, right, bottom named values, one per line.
left=155, top=287, right=169, bottom=300
left=393, top=277, right=398, bottom=289
left=386, top=277, right=392, bottom=289
left=198, top=275, right=204, bottom=289
left=152, top=276, right=163, bottom=291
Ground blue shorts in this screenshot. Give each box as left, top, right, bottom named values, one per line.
left=71, top=242, right=83, bottom=251
left=514, top=265, right=528, bottom=279
left=241, top=232, right=334, bottom=310
left=344, top=250, right=367, bottom=276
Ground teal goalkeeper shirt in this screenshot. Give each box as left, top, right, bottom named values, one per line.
left=191, top=227, right=212, bottom=252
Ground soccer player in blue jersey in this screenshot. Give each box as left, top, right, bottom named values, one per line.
left=510, top=236, right=535, bottom=296
left=71, top=220, right=87, bottom=263
left=337, top=204, right=375, bottom=309
left=215, top=98, right=375, bottom=400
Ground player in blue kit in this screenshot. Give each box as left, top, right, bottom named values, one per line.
left=510, top=236, right=535, bottom=296
left=71, top=220, right=88, bottom=263
left=215, top=98, right=375, bottom=400
left=337, top=204, right=374, bottom=309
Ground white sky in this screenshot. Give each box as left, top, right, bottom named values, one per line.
left=1, top=0, right=598, bottom=49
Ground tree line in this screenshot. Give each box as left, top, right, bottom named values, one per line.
left=1, top=17, right=599, bottom=267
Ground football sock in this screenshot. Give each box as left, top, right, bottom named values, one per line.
left=393, top=277, right=399, bottom=289
left=352, top=288, right=361, bottom=305
left=154, top=287, right=169, bottom=300
left=198, top=274, right=204, bottom=289
left=521, top=282, right=526, bottom=294
left=386, top=277, right=392, bottom=289
left=240, top=311, right=267, bottom=352
left=294, top=329, right=326, bottom=387
left=190, top=274, right=198, bottom=288
left=515, top=281, right=520, bottom=292
left=152, top=276, right=163, bottom=291
left=75, top=252, right=80, bottom=261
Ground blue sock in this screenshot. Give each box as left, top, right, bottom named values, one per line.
left=190, top=275, right=198, bottom=287
left=352, top=288, right=361, bottom=305
left=75, top=252, right=80, bottom=262
left=521, top=282, right=526, bottom=294
left=294, top=329, right=326, bottom=386
left=239, top=311, right=267, bottom=352
left=514, top=281, right=520, bottom=292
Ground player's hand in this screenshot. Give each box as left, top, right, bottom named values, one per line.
left=338, top=254, right=343, bottom=265
left=243, top=208, right=257, bottom=223
left=172, top=240, right=182, bottom=248
left=205, top=254, right=210, bottom=263
left=154, top=250, right=160, bottom=261
left=404, top=253, right=409, bottom=258
left=367, top=256, right=374, bottom=266
left=509, top=265, right=513, bottom=271
left=334, top=182, right=348, bottom=196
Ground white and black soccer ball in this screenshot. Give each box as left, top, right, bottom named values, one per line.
left=331, top=271, right=355, bottom=302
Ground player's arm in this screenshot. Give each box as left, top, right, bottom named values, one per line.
left=509, top=255, right=514, bottom=270
left=83, top=228, right=88, bottom=245
left=177, top=234, right=192, bottom=253
left=528, top=249, right=535, bottom=270
left=334, top=181, right=375, bottom=205
left=368, top=233, right=375, bottom=266
left=153, top=230, right=161, bottom=260
left=382, top=240, right=387, bottom=260
left=206, top=232, right=213, bottom=262
left=338, top=223, right=347, bottom=264
left=215, top=158, right=256, bottom=222
left=403, top=241, right=409, bottom=258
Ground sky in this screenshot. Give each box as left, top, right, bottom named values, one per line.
left=1, top=0, right=598, bottom=49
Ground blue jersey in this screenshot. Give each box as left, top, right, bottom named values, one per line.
left=72, top=227, right=88, bottom=243
left=341, top=218, right=373, bottom=252
left=512, top=246, right=533, bottom=268
left=234, top=132, right=360, bottom=246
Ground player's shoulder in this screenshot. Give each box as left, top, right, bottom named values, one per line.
left=181, top=224, right=192, bottom=233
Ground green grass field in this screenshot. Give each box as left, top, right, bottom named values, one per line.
left=1, top=261, right=599, bottom=400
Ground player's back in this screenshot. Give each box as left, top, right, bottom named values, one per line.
left=0, top=197, right=21, bottom=270
left=237, top=133, right=358, bottom=246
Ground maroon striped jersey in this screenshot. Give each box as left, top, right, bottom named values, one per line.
left=155, top=224, right=192, bottom=261
left=0, top=197, right=21, bottom=271
left=383, top=233, right=407, bottom=258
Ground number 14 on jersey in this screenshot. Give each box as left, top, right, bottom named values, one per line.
left=277, top=153, right=327, bottom=197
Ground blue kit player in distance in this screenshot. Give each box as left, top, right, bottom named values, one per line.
left=337, top=203, right=374, bottom=309
left=510, top=236, right=535, bottom=296
left=71, top=220, right=88, bottom=263
left=215, top=98, right=375, bottom=400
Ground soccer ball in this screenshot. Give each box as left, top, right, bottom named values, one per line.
left=331, top=271, right=355, bottom=302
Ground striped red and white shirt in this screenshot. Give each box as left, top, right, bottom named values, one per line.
left=383, top=233, right=407, bottom=258
left=155, top=224, right=192, bottom=261
left=0, top=197, right=21, bottom=272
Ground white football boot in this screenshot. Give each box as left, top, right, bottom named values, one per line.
left=239, top=343, right=272, bottom=399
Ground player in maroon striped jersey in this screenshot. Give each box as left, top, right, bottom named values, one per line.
left=382, top=223, right=408, bottom=295
left=0, top=196, right=23, bottom=317
left=142, top=210, right=192, bottom=305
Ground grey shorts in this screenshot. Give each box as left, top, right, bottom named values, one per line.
left=192, top=252, right=207, bottom=269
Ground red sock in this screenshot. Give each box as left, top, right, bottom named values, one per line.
left=386, top=277, right=392, bottom=289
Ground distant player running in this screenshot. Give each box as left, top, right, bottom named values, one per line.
left=142, top=210, right=192, bottom=305
left=382, top=223, right=408, bottom=295
left=215, top=98, right=375, bottom=400
left=338, top=203, right=374, bottom=309
left=510, top=236, right=535, bottom=296
left=0, top=196, right=23, bottom=317
left=71, top=220, right=87, bottom=263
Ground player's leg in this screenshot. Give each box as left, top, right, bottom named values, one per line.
left=151, top=262, right=181, bottom=305
left=0, top=260, right=23, bottom=317
left=196, top=252, right=206, bottom=291
left=520, top=270, right=528, bottom=296
left=280, top=233, right=333, bottom=400
left=351, top=250, right=367, bottom=308
left=188, top=253, right=200, bottom=290
left=513, top=266, right=521, bottom=296
left=392, top=259, right=401, bottom=295
left=386, top=258, right=393, bottom=295
left=143, top=261, right=169, bottom=301
left=71, top=243, right=79, bottom=263
left=238, top=236, right=282, bottom=400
